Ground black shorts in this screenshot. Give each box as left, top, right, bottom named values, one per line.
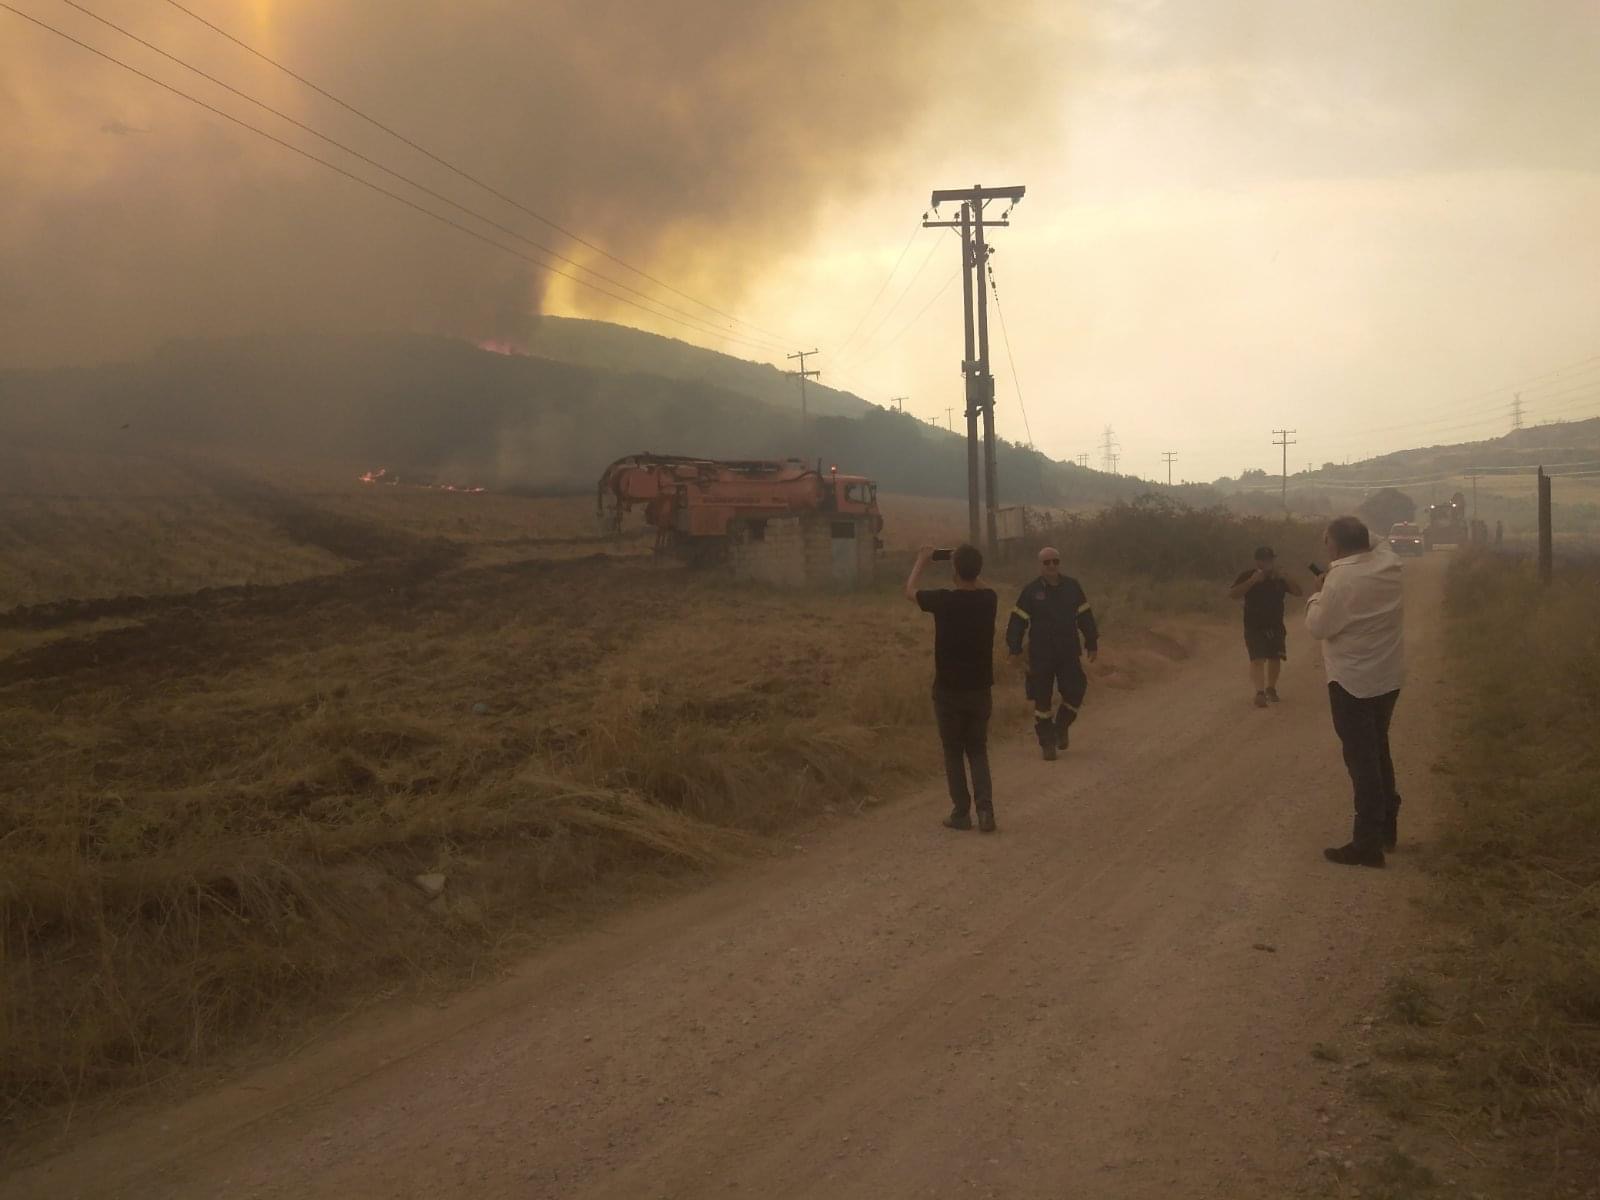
left=1244, top=625, right=1287, bottom=661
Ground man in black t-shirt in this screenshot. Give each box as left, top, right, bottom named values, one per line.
left=906, top=543, right=999, bottom=832
left=1228, top=545, right=1304, bottom=708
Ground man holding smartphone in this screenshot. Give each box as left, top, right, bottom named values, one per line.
left=1228, top=546, right=1303, bottom=708
left=1306, top=516, right=1406, bottom=867
left=906, top=544, right=999, bottom=832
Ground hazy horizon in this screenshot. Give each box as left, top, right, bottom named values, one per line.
left=6, top=0, right=1598, bottom=482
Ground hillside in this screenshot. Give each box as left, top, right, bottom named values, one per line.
left=1215, top=418, right=1600, bottom=533
left=520, top=316, right=873, bottom=420
left=0, top=331, right=1161, bottom=509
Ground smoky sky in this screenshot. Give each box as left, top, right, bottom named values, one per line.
left=1, top=0, right=1055, bottom=367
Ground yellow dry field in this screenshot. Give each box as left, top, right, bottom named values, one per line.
left=0, top=451, right=648, bottom=612
left=0, top=452, right=1055, bottom=1137
left=0, top=450, right=346, bottom=610
left=1, top=452, right=1210, bottom=1143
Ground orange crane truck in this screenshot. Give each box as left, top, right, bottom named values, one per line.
left=596, top=453, right=885, bottom=564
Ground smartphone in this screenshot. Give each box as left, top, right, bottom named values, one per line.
left=931, top=548, right=954, bottom=561
left=1309, top=562, right=1324, bottom=577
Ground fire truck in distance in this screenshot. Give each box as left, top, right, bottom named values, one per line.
left=597, top=453, right=885, bottom=563
left=1423, top=490, right=1470, bottom=551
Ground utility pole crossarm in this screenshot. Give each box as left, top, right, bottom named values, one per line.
left=930, top=185, right=1026, bottom=206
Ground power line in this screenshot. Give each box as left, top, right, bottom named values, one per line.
left=4, top=4, right=787, bottom=357
left=850, top=269, right=961, bottom=367
left=837, top=234, right=943, bottom=368
left=56, top=0, right=789, bottom=355
left=833, top=224, right=923, bottom=362
left=1323, top=355, right=1600, bottom=448
left=156, top=0, right=791, bottom=344
left=985, top=258, right=1034, bottom=450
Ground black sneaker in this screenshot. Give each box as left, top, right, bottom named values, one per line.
left=1041, top=742, right=1058, bottom=761
left=1323, top=842, right=1386, bottom=868
left=1265, top=687, right=1280, bottom=703
left=976, top=809, right=997, bottom=833
left=943, top=811, right=973, bottom=831
left=1254, top=691, right=1268, bottom=708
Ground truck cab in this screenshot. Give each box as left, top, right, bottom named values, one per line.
left=1388, top=522, right=1424, bottom=556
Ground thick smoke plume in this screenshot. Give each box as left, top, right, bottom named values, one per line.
left=1, top=0, right=1053, bottom=366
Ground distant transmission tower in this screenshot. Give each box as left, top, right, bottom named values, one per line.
left=1076, top=453, right=1090, bottom=469
left=1100, top=426, right=1121, bottom=474
left=1511, top=392, right=1525, bottom=431
left=1162, top=450, right=1178, bottom=486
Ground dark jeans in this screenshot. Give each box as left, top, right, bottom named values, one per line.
left=933, top=685, right=993, bottom=815
left=1327, top=683, right=1402, bottom=849
left=1025, top=655, right=1087, bottom=747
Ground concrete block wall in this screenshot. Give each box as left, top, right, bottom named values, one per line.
left=728, top=515, right=877, bottom=590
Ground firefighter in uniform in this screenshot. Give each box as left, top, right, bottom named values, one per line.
left=1005, top=546, right=1099, bottom=760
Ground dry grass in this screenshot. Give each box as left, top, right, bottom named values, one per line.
left=1349, top=549, right=1600, bottom=1197
left=0, top=470, right=1309, bottom=1151
left=0, top=554, right=980, bottom=1142
left=0, top=450, right=346, bottom=609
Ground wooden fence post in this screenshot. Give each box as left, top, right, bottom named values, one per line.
left=1538, top=467, right=1553, bottom=585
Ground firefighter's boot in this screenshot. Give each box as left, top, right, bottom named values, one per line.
left=1036, top=710, right=1058, bottom=760
left=1055, top=705, right=1078, bottom=752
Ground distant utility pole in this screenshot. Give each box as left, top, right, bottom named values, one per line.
left=1100, top=425, right=1121, bottom=475
left=1162, top=450, right=1178, bottom=486
left=944, top=407, right=954, bottom=431
left=924, top=182, right=1026, bottom=553
left=1272, top=428, right=1298, bottom=512
left=1076, top=453, right=1090, bottom=469
left=890, top=395, right=908, bottom=413
left=1537, top=466, right=1552, bottom=583
left=1511, top=392, right=1525, bottom=431
left=786, top=349, right=820, bottom=432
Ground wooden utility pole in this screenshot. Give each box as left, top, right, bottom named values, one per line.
left=944, top=407, right=954, bottom=430
left=786, top=349, right=820, bottom=432
left=1272, top=429, right=1297, bottom=512
left=889, top=395, right=908, bottom=413
left=924, top=183, right=1025, bottom=553
left=1538, top=466, right=1553, bottom=584
left=1162, top=451, right=1178, bottom=486
left=1076, top=453, right=1090, bottom=469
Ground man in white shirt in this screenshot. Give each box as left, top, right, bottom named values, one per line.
left=1305, top=516, right=1405, bottom=867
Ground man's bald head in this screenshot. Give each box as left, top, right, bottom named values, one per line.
left=1038, top=547, right=1062, bottom=581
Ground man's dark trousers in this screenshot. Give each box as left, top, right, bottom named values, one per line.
left=933, top=686, right=992, bottom=817
left=1328, top=683, right=1402, bottom=849
left=1027, top=656, right=1086, bottom=748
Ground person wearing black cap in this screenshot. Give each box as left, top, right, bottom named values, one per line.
left=1228, top=546, right=1303, bottom=707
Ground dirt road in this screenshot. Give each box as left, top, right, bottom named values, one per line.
left=6, top=557, right=1451, bottom=1200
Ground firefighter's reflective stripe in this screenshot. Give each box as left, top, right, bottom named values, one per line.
left=1012, top=607, right=1031, bottom=622
left=1077, top=601, right=1093, bottom=614
left=1034, top=709, right=1054, bottom=721
left=1058, top=702, right=1079, bottom=714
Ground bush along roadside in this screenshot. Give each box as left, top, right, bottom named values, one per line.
left=1357, top=550, right=1600, bottom=1197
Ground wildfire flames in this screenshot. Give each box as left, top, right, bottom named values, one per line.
left=357, top=467, right=486, bottom=494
